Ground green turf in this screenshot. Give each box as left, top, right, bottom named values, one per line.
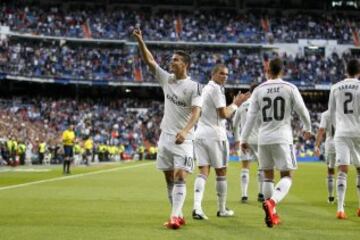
left=0, top=161, right=359, bottom=240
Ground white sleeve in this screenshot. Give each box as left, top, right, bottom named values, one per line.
left=328, top=88, right=336, bottom=128
left=293, top=87, right=311, bottom=133
left=191, top=83, right=203, bottom=108
left=155, top=64, right=170, bottom=87
left=240, top=92, right=259, bottom=142
left=319, top=113, right=327, bottom=129
left=233, top=108, right=242, bottom=142
left=212, top=86, right=226, bottom=109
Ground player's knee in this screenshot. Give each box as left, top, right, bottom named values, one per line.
left=280, top=171, right=292, bottom=178
left=198, top=166, right=210, bottom=176
left=174, top=179, right=186, bottom=184
left=263, top=169, right=274, bottom=179
left=242, top=161, right=250, bottom=169
left=215, top=167, right=226, bottom=176
left=338, top=165, right=348, bottom=173
left=328, top=168, right=335, bottom=175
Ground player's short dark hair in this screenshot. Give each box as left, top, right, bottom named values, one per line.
left=211, top=64, right=227, bottom=76
left=174, top=50, right=191, bottom=68
left=249, top=83, right=259, bottom=93
left=347, top=59, right=360, bottom=77
left=269, top=58, right=283, bottom=76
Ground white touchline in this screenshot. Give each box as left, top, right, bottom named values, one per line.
left=0, top=162, right=154, bottom=192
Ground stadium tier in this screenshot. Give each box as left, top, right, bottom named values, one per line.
left=0, top=3, right=359, bottom=43
left=0, top=1, right=359, bottom=88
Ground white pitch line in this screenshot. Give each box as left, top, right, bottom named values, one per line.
left=0, top=162, right=154, bottom=192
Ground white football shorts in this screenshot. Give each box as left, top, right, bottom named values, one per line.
left=334, top=137, right=360, bottom=167
left=258, top=143, right=297, bottom=171
left=194, top=138, right=229, bottom=169
left=156, top=132, right=194, bottom=173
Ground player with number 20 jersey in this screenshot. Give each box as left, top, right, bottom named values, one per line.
left=240, top=58, right=311, bottom=228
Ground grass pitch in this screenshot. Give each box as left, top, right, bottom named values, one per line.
left=0, top=161, right=359, bottom=240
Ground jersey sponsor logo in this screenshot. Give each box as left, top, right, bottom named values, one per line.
left=166, top=93, right=186, bottom=107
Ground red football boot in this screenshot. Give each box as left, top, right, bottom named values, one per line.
left=262, top=199, right=277, bottom=228
left=163, top=216, right=181, bottom=229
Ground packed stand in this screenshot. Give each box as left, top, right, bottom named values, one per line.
left=0, top=97, right=162, bottom=166
left=0, top=3, right=359, bottom=44
left=0, top=38, right=352, bottom=85
left=0, top=96, right=326, bottom=166
left=0, top=40, right=134, bottom=82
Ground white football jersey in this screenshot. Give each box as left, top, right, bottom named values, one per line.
left=155, top=65, right=202, bottom=140
left=233, top=98, right=259, bottom=144
left=195, top=80, right=227, bottom=140
left=328, top=78, right=360, bottom=138
left=319, top=110, right=335, bottom=146
left=240, top=79, right=311, bottom=145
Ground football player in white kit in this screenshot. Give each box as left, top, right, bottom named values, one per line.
left=233, top=83, right=265, bottom=203
left=192, top=64, right=250, bottom=220
left=314, top=110, right=336, bottom=203
left=133, top=27, right=202, bottom=229
left=240, top=58, right=311, bottom=228
left=328, top=59, right=360, bottom=219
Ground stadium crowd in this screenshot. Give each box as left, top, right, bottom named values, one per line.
left=0, top=39, right=352, bottom=85
left=0, top=97, right=162, bottom=165
left=0, top=96, right=322, bottom=166
left=0, top=3, right=359, bottom=44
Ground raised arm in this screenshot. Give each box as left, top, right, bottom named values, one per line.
left=133, top=27, right=157, bottom=74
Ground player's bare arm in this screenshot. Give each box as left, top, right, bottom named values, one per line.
left=175, top=106, right=201, bottom=144
left=218, top=91, right=250, bottom=119
left=314, top=128, right=325, bottom=156
left=133, top=27, right=156, bottom=73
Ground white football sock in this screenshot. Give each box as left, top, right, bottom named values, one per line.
left=193, top=174, right=207, bottom=210
left=271, top=176, right=292, bottom=204
left=216, top=176, right=227, bottom=212
left=257, top=169, right=264, bottom=195
left=241, top=169, right=250, bottom=197
left=171, top=181, right=186, bottom=217
left=166, top=180, right=174, bottom=205
left=337, top=172, right=347, bottom=212
left=327, top=174, right=335, bottom=198
left=262, top=179, right=274, bottom=199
